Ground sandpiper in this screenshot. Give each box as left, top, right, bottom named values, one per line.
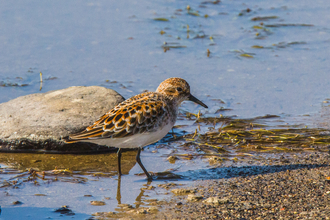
left=64, top=77, right=208, bottom=179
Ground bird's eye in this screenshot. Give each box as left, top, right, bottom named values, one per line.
left=176, top=87, right=183, bottom=92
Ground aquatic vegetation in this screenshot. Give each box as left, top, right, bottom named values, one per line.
left=184, top=115, right=330, bottom=155
left=153, top=18, right=169, bottom=22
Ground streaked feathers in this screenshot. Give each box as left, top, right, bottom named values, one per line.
left=65, top=92, right=170, bottom=143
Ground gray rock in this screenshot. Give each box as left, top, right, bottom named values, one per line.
left=0, top=86, right=125, bottom=152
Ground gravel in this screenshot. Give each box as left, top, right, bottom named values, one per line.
left=151, top=152, right=330, bottom=219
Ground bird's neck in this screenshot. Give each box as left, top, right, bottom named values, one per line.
left=163, top=96, right=181, bottom=123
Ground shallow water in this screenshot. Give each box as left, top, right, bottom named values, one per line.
left=1, top=0, right=330, bottom=219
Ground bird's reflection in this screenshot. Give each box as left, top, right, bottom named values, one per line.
left=116, top=175, right=152, bottom=207
left=116, top=176, right=122, bottom=204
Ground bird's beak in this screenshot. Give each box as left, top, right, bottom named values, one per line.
left=188, top=94, right=208, bottom=108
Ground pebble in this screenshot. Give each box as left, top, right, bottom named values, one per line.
left=171, top=188, right=196, bottom=195
left=203, top=196, right=229, bottom=205
left=90, top=201, right=106, bottom=206
left=167, top=156, right=179, bottom=163
left=186, top=194, right=203, bottom=202
left=12, top=201, right=23, bottom=205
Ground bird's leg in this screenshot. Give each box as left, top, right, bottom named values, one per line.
left=117, top=148, right=122, bottom=176
left=136, top=148, right=152, bottom=180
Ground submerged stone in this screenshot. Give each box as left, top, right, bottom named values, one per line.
left=90, top=201, right=106, bottom=206
left=0, top=86, right=125, bottom=153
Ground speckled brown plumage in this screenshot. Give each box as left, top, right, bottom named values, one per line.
left=66, top=92, right=173, bottom=141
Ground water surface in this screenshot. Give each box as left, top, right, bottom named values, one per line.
left=1, top=0, right=330, bottom=219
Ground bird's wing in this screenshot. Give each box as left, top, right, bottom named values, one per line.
left=65, top=93, right=168, bottom=143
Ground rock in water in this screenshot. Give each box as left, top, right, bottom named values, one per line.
left=0, top=86, right=124, bottom=153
